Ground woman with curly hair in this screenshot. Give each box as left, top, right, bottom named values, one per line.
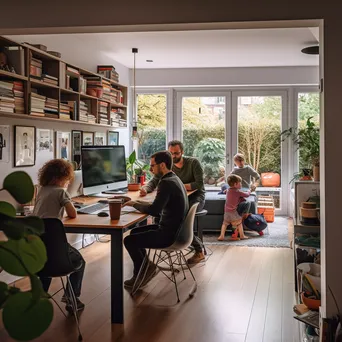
left=33, top=158, right=85, bottom=312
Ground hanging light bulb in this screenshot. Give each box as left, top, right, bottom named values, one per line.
left=132, top=48, right=138, bottom=140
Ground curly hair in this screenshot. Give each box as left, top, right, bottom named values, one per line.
left=38, top=159, right=74, bottom=186
left=227, top=174, right=242, bottom=187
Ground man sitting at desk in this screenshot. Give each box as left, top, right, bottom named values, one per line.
left=140, top=140, right=206, bottom=264
left=123, top=151, right=189, bottom=288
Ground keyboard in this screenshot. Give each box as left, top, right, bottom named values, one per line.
left=77, top=202, right=108, bottom=214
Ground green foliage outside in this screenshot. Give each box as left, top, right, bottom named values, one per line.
left=0, top=171, right=53, bottom=341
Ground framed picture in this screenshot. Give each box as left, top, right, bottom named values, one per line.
left=36, top=129, right=53, bottom=152
left=82, top=131, right=94, bottom=146
left=55, top=131, right=71, bottom=160
left=0, top=125, right=10, bottom=163
left=72, top=130, right=82, bottom=164
left=94, top=132, right=107, bottom=146
left=108, top=131, right=119, bottom=145
left=14, top=125, right=36, bottom=167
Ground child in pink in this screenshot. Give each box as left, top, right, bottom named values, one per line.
left=218, top=174, right=250, bottom=241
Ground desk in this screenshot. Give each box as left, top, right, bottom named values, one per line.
left=64, top=190, right=195, bottom=324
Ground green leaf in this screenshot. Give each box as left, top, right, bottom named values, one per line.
left=3, top=171, right=34, bottom=204
left=128, top=150, right=136, bottom=165
left=0, top=236, right=47, bottom=276
left=0, top=281, right=9, bottom=309
left=22, top=216, right=45, bottom=235
left=0, top=214, right=25, bottom=240
left=30, top=274, right=44, bottom=304
left=3, top=292, right=53, bottom=341
left=0, top=202, right=16, bottom=217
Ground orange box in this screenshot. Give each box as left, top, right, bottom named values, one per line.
left=257, top=206, right=275, bottom=223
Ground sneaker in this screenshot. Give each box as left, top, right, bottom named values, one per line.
left=124, top=275, right=137, bottom=288
left=187, top=251, right=205, bottom=264
left=65, top=298, right=85, bottom=313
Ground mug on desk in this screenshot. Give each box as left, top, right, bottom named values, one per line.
left=108, top=199, right=123, bottom=220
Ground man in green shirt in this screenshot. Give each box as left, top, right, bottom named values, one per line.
left=140, top=140, right=206, bottom=264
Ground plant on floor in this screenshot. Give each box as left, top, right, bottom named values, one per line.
left=126, top=150, right=150, bottom=183
left=0, top=171, right=53, bottom=341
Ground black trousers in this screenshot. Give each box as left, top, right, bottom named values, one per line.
left=40, top=245, right=85, bottom=298
left=190, top=198, right=205, bottom=253
left=124, top=225, right=176, bottom=275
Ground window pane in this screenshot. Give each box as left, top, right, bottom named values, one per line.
left=137, top=94, right=167, bottom=163
left=237, top=96, right=282, bottom=208
left=182, top=96, right=226, bottom=187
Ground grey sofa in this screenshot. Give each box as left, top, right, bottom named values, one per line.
left=197, top=191, right=256, bottom=232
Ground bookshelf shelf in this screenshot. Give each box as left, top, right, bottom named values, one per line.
left=30, top=78, right=60, bottom=89
left=80, top=93, right=98, bottom=100
left=110, top=102, right=127, bottom=108
left=0, top=70, right=28, bottom=81
left=61, top=88, right=79, bottom=95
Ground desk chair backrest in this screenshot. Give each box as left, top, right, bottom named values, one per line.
left=38, top=218, right=76, bottom=278
left=165, top=203, right=199, bottom=251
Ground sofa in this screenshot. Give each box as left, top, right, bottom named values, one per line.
left=197, top=191, right=257, bottom=232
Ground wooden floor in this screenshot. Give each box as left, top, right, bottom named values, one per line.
left=0, top=241, right=296, bottom=342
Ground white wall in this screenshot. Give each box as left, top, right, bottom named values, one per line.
left=134, top=66, right=319, bottom=87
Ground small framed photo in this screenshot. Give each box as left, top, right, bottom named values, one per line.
left=36, top=129, right=53, bottom=152
left=14, top=125, right=36, bottom=167
left=0, top=125, right=10, bottom=163
left=55, top=131, right=71, bottom=160
left=82, top=131, right=94, bottom=146
left=94, top=132, right=107, bottom=146
left=108, top=131, right=119, bottom=145
left=72, top=130, right=82, bottom=164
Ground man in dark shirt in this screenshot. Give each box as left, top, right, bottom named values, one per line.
left=140, top=140, right=206, bottom=264
left=123, top=150, right=189, bottom=288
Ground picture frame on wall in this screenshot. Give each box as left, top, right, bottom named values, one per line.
left=0, top=125, right=10, bottom=163
left=94, top=132, right=107, bottom=146
left=55, top=131, right=71, bottom=161
left=14, top=125, right=36, bottom=167
left=82, top=131, right=94, bottom=146
left=72, top=130, right=82, bottom=164
left=36, top=129, right=53, bottom=152
left=108, top=131, right=119, bottom=145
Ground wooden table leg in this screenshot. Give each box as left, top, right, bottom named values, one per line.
left=110, top=229, right=124, bottom=324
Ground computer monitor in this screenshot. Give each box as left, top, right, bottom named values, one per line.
left=81, top=145, right=127, bottom=196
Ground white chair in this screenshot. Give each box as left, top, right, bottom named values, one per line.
left=132, top=203, right=199, bottom=302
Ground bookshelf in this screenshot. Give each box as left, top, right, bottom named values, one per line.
left=0, top=36, right=128, bottom=128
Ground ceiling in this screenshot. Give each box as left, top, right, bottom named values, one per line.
left=7, top=27, right=319, bottom=69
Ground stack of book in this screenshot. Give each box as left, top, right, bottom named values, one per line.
left=30, top=57, right=42, bottom=78
left=101, top=79, right=111, bottom=101
left=44, top=97, right=59, bottom=118
left=67, top=101, right=77, bottom=120
left=79, top=100, right=89, bottom=122
left=119, top=119, right=127, bottom=127
left=97, top=65, right=119, bottom=83
left=66, top=65, right=79, bottom=76
left=42, top=74, right=58, bottom=86
left=59, top=102, right=71, bottom=120
left=110, top=108, right=120, bottom=127
left=79, top=76, right=87, bottom=94
left=0, top=81, right=15, bottom=113
left=98, top=101, right=109, bottom=125
left=30, top=91, right=46, bottom=116
left=84, top=76, right=102, bottom=97
left=13, top=81, right=25, bottom=113
left=88, top=113, right=97, bottom=124
left=110, top=87, right=119, bottom=104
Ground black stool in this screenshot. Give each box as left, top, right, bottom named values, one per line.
left=194, top=209, right=208, bottom=255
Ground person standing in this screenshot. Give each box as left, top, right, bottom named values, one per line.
left=140, top=140, right=206, bottom=264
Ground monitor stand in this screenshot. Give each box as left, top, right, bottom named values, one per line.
left=102, top=188, right=128, bottom=195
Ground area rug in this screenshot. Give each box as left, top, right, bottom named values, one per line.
left=203, top=216, right=290, bottom=248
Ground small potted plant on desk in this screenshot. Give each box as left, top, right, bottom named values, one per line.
left=126, top=150, right=149, bottom=191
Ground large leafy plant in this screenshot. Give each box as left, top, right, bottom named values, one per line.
left=281, top=117, right=320, bottom=168
left=0, top=171, right=53, bottom=341
left=126, top=150, right=149, bottom=183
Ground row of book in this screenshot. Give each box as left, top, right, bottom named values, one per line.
left=97, top=65, right=119, bottom=83
left=79, top=100, right=96, bottom=123
left=0, top=80, right=24, bottom=114
left=30, top=56, right=42, bottom=78
left=98, top=101, right=109, bottom=125
left=110, top=108, right=126, bottom=127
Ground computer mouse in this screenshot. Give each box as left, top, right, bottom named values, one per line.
left=97, top=211, right=109, bottom=217
left=74, top=204, right=82, bottom=209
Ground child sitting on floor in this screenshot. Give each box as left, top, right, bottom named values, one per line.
left=218, top=174, right=251, bottom=241
left=33, top=159, right=85, bottom=312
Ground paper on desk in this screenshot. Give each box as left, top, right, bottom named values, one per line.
left=121, top=206, right=139, bottom=213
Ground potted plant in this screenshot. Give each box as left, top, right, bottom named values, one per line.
left=126, top=150, right=149, bottom=191
left=281, top=117, right=320, bottom=181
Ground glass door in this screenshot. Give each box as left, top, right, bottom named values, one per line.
left=232, top=91, right=288, bottom=215
left=177, top=92, right=231, bottom=189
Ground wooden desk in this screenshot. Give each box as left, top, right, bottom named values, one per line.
left=64, top=190, right=195, bottom=324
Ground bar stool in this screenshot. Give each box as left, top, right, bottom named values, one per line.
left=194, top=209, right=208, bottom=255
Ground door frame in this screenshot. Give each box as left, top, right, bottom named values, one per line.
left=231, top=90, right=289, bottom=215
